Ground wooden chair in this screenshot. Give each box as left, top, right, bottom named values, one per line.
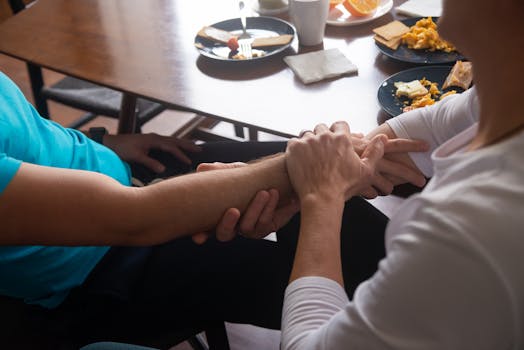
left=7, top=0, right=167, bottom=133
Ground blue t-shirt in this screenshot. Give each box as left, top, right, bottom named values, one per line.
left=0, top=71, right=132, bottom=308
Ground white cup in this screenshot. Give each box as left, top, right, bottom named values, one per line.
left=288, top=0, right=329, bottom=46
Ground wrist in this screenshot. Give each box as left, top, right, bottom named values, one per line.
left=301, top=192, right=345, bottom=213
left=251, top=154, right=291, bottom=193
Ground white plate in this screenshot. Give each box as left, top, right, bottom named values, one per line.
left=326, top=0, right=393, bottom=27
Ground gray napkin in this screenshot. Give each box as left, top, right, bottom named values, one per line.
left=284, top=48, right=358, bottom=84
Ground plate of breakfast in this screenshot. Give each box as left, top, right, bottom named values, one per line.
left=373, top=17, right=465, bottom=64
left=327, top=0, right=393, bottom=27
left=194, top=16, right=295, bottom=61
left=377, top=61, right=473, bottom=117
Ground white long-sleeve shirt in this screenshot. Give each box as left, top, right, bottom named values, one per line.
left=282, top=88, right=524, bottom=350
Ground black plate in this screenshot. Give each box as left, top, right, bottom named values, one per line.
left=377, top=66, right=465, bottom=117
left=375, top=17, right=465, bottom=64
left=194, top=16, right=295, bottom=61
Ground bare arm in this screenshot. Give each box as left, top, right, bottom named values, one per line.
left=286, top=122, right=385, bottom=284
left=0, top=154, right=290, bottom=246
left=281, top=122, right=385, bottom=350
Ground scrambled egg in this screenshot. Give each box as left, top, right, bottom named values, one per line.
left=401, top=17, right=456, bottom=53
left=398, top=78, right=456, bottom=112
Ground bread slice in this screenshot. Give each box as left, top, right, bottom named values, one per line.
left=443, top=61, right=473, bottom=89
left=252, top=35, right=293, bottom=48
left=197, top=26, right=235, bottom=44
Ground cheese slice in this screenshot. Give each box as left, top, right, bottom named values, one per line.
left=394, top=80, right=429, bottom=99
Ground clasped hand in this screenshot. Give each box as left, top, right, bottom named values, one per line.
left=195, top=121, right=428, bottom=243
left=286, top=122, right=386, bottom=203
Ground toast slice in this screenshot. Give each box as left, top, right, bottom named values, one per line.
left=443, top=61, right=473, bottom=90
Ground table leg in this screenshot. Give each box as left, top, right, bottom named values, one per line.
left=248, top=127, right=258, bottom=141
left=118, top=93, right=137, bottom=134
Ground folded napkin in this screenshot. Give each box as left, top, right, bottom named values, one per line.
left=283, top=48, right=358, bottom=85
left=395, top=0, right=442, bottom=17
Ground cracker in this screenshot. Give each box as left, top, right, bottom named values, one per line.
left=374, top=34, right=403, bottom=50
left=373, top=20, right=410, bottom=41
left=252, top=35, right=293, bottom=48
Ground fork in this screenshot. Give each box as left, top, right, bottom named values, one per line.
left=239, top=40, right=253, bottom=59
left=238, top=1, right=253, bottom=59
left=238, top=1, right=250, bottom=40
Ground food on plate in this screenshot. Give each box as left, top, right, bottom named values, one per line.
left=252, top=35, right=293, bottom=48
left=329, top=0, right=344, bottom=10
left=198, top=26, right=235, bottom=44
left=231, top=50, right=266, bottom=60
left=197, top=26, right=293, bottom=60
left=440, top=90, right=458, bottom=100
left=342, top=0, right=378, bottom=17
left=197, top=26, right=292, bottom=48
left=373, top=20, right=410, bottom=50
left=227, top=37, right=239, bottom=52
left=443, top=60, right=473, bottom=89
left=395, top=77, right=458, bottom=113
left=394, top=80, right=428, bottom=99
left=401, top=17, right=456, bottom=53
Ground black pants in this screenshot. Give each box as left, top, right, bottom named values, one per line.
left=30, top=142, right=388, bottom=347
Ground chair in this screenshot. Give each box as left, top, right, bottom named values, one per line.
left=7, top=0, right=167, bottom=133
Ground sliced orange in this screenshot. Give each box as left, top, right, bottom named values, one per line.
left=329, top=0, right=344, bottom=10
left=343, top=0, right=378, bottom=17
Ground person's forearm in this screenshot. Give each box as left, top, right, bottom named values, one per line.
left=289, top=195, right=345, bottom=286
left=1, top=155, right=291, bottom=246
left=117, top=154, right=292, bottom=245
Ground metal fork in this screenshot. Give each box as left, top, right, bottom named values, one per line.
left=239, top=40, right=253, bottom=59
left=238, top=1, right=253, bottom=59
left=238, top=1, right=250, bottom=40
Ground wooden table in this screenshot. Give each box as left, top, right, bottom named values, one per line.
left=0, top=0, right=413, bottom=137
